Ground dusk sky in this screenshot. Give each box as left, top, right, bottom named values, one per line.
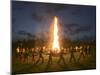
left=12, top=1, right=96, bottom=41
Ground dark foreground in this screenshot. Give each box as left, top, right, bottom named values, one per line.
left=12, top=47, right=96, bottom=74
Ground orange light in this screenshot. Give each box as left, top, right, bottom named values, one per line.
left=16, top=47, right=20, bottom=53
left=52, top=16, right=60, bottom=53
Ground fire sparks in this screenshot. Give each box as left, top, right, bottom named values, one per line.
left=52, top=16, right=60, bottom=53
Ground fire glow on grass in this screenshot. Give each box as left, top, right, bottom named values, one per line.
left=52, top=16, right=60, bottom=53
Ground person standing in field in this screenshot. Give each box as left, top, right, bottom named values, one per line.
left=36, top=47, right=44, bottom=64
left=31, top=48, right=36, bottom=64
left=47, top=50, right=53, bottom=64
left=78, top=45, right=86, bottom=62
left=57, top=49, right=66, bottom=65
left=69, top=46, right=76, bottom=63
left=16, top=47, right=19, bottom=60
left=25, top=48, right=30, bottom=63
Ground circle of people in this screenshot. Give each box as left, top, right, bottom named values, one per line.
left=16, top=45, right=91, bottom=65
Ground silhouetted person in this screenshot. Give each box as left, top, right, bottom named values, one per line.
left=22, top=48, right=25, bottom=62
left=25, top=48, right=30, bottom=63
left=57, top=49, right=66, bottom=65
left=16, top=47, right=20, bottom=61
left=31, top=48, right=36, bottom=64
left=36, top=48, right=44, bottom=64
left=83, top=45, right=91, bottom=58
left=84, top=45, right=88, bottom=57
left=78, top=46, right=86, bottom=61
left=19, top=48, right=25, bottom=63
left=45, top=50, right=53, bottom=71
left=69, top=46, right=76, bottom=63
left=86, top=45, right=91, bottom=57
left=47, top=50, right=53, bottom=64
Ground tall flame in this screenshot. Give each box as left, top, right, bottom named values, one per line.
left=52, top=16, right=60, bottom=53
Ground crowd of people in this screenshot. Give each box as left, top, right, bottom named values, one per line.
left=16, top=45, right=91, bottom=65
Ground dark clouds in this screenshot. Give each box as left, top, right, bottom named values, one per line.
left=17, top=30, right=35, bottom=38
left=64, top=23, right=95, bottom=35
left=32, top=13, right=45, bottom=22
left=74, top=25, right=92, bottom=33
left=44, top=4, right=67, bottom=15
